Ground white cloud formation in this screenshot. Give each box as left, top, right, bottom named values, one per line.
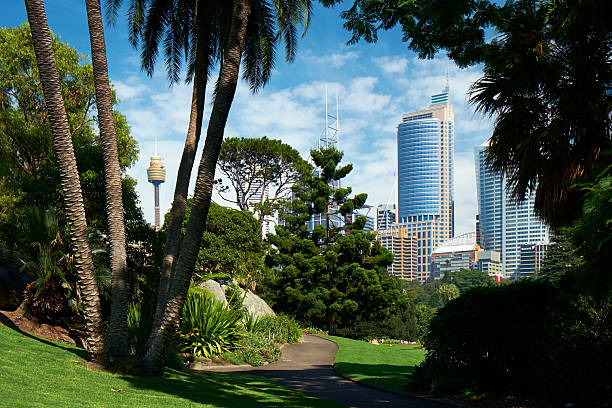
left=120, top=53, right=492, bottom=239
left=372, top=56, right=409, bottom=75
left=305, top=51, right=359, bottom=68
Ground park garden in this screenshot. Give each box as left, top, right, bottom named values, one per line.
left=1, top=0, right=611, bottom=406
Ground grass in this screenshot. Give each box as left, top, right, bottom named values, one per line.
left=324, top=335, right=426, bottom=393
left=0, top=324, right=339, bottom=407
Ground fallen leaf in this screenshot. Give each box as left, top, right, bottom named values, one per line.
left=111, top=388, right=123, bottom=393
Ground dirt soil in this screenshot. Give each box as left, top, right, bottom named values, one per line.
left=0, top=310, right=85, bottom=347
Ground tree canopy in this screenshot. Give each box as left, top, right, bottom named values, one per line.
left=262, top=148, right=416, bottom=339
left=0, top=24, right=139, bottom=232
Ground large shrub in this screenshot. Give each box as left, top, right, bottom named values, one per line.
left=415, top=280, right=612, bottom=405
left=178, top=289, right=245, bottom=358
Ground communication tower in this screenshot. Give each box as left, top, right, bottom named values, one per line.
left=146, top=138, right=166, bottom=227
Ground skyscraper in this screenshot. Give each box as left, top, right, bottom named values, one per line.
left=146, top=141, right=165, bottom=228
left=396, top=85, right=454, bottom=280
left=475, top=145, right=550, bottom=279
left=376, top=204, right=396, bottom=230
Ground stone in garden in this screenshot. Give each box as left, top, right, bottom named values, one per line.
left=242, top=290, right=275, bottom=318
left=199, top=280, right=227, bottom=305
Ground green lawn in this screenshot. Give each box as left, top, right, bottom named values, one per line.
left=324, top=335, right=426, bottom=393
left=0, top=324, right=338, bottom=407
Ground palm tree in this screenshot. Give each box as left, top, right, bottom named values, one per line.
left=84, top=0, right=129, bottom=360
left=469, top=0, right=612, bottom=228
left=141, top=0, right=316, bottom=375
left=24, top=0, right=104, bottom=359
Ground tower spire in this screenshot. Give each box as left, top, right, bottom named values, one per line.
left=445, top=69, right=450, bottom=93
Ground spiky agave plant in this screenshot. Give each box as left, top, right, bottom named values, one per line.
left=178, top=290, right=245, bottom=358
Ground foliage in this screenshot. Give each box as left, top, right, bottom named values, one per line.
left=178, top=289, right=245, bottom=359
left=333, top=307, right=417, bottom=341
left=0, top=325, right=336, bottom=407
left=436, top=283, right=460, bottom=306
left=11, top=207, right=72, bottom=321
left=326, top=335, right=426, bottom=393
left=223, top=331, right=281, bottom=367
left=126, top=299, right=155, bottom=356
left=263, top=148, right=416, bottom=339
left=440, top=268, right=494, bottom=293
left=414, top=303, right=435, bottom=340
left=0, top=24, right=139, bottom=231
left=338, top=0, right=612, bottom=227
left=216, top=136, right=312, bottom=215
left=169, top=201, right=265, bottom=289
left=537, top=234, right=583, bottom=285
left=415, top=280, right=612, bottom=405
left=565, top=161, right=612, bottom=297
left=254, top=315, right=302, bottom=344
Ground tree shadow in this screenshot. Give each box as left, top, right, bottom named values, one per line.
left=0, top=312, right=88, bottom=360
left=120, top=368, right=339, bottom=408
left=334, top=362, right=418, bottom=392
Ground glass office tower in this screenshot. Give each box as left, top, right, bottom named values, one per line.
left=396, top=86, right=454, bottom=281
left=475, top=146, right=550, bottom=279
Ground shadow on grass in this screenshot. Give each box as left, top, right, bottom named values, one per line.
left=334, top=362, right=418, bottom=392
left=0, top=312, right=88, bottom=360
left=120, top=368, right=339, bottom=408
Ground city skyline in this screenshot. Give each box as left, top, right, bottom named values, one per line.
left=1, top=2, right=495, bottom=236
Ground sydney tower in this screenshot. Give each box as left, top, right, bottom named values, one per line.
left=146, top=144, right=166, bottom=228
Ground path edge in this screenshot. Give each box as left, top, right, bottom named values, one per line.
left=316, top=335, right=467, bottom=408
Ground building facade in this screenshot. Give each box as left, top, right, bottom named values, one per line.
left=518, top=242, right=549, bottom=278
left=476, top=250, right=503, bottom=282
left=475, top=146, right=551, bottom=279
left=377, top=225, right=419, bottom=281
left=376, top=204, right=396, bottom=230
left=430, top=232, right=480, bottom=280
left=397, top=86, right=454, bottom=277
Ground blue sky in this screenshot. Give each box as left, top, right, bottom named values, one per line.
left=2, top=0, right=494, bottom=235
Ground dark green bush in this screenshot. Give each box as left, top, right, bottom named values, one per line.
left=254, top=315, right=302, bottom=344
left=415, top=280, right=612, bottom=405
left=333, top=307, right=418, bottom=341
left=223, top=332, right=281, bottom=367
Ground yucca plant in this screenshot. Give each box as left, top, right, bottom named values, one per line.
left=178, top=290, right=245, bottom=358
left=242, top=313, right=260, bottom=332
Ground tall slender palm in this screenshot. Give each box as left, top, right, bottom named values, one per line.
left=84, top=0, right=130, bottom=360
left=141, top=0, right=315, bottom=375
left=142, top=0, right=252, bottom=375
left=24, top=0, right=105, bottom=359
left=133, top=0, right=229, bottom=341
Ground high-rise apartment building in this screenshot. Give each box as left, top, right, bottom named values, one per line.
left=475, top=146, right=550, bottom=279
left=377, top=224, right=418, bottom=281
left=396, top=85, right=454, bottom=278
left=376, top=204, right=396, bottom=230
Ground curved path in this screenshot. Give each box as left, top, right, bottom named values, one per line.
left=207, top=335, right=456, bottom=408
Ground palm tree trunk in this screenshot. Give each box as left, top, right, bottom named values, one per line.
left=143, top=0, right=252, bottom=376
left=84, top=0, right=129, bottom=361
left=149, top=2, right=211, bottom=344
left=24, top=0, right=104, bottom=359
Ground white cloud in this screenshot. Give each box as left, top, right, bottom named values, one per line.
left=120, top=53, right=492, bottom=238
left=372, top=56, right=409, bottom=75
left=305, top=51, right=359, bottom=68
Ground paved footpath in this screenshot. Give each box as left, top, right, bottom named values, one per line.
left=207, top=335, right=456, bottom=408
